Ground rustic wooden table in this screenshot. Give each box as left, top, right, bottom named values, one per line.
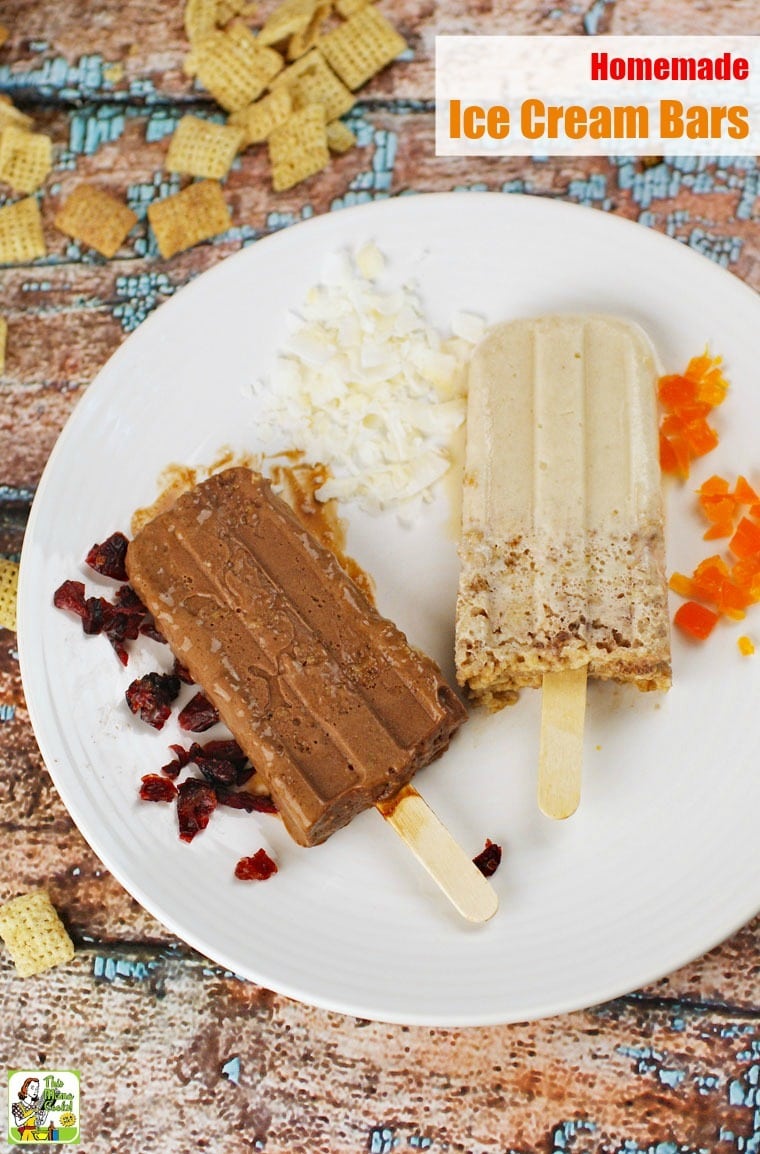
left=2, top=1, right=759, bottom=1150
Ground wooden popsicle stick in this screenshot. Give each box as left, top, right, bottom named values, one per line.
left=538, top=666, right=588, bottom=820
left=375, top=784, right=498, bottom=924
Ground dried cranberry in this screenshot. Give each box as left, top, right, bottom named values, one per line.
left=161, top=743, right=191, bottom=778
left=114, top=584, right=144, bottom=612
left=139, top=774, right=178, bottom=802
left=53, top=580, right=87, bottom=618
left=140, top=616, right=167, bottom=644
left=200, top=739, right=246, bottom=762
left=218, top=790, right=278, bottom=814
left=234, top=849, right=278, bottom=881
left=472, top=838, right=502, bottom=878
left=178, top=692, right=220, bottom=732
left=86, top=531, right=130, bottom=580
left=172, top=657, right=194, bottom=684
left=125, top=672, right=181, bottom=730
left=196, top=757, right=238, bottom=788
left=109, top=638, right=129, bottom=666
left=82, top=596, right=110, bottom=635
left=177, top=778, right=218, bottom=842
left=194, top=739, right=251, bottom=784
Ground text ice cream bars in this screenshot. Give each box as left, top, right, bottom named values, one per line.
left=455, top=314, right=672, bottom=710
left=127, top=467, right=466, bottom=846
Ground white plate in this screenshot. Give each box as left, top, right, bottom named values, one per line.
left=18, top=193, right=760, bottom=1026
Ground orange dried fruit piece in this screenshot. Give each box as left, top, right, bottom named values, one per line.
left=698, top=494, right=735, bottom=523
left=684, top=351, right=729, bottom=406
left=658, top=373, right=696, bottom=409
left=732, top=557, right=760, bottom=599
left=674, top=601, right=719, bottom=640
left=659, top=431, right=690, bottom=479
left=733, top=475, right=759, bottom=505
left=716, top=581, right=749, bottom=620
left=703, top=521, right=734, bottom=541
left=729, top=517, right=760, bottom=560
left=681, top=417, right=719, bottom=458
left=698, top=475, right=730, bottom=497
left=669, top=572, right=696, bottom=598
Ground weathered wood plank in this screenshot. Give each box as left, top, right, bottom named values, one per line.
left=0, top=0, right=589, bottom=107
left=0, top=948, right=758, bottom=1153
left=609, top=0, right=760, bottom=34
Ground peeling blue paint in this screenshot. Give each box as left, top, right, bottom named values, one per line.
left=501, top=178, right=532, bottom=194
left=659, top=1068, right=685, bottom=1088
left=113, top=270, right=176, bottom=332
left=694, top=1073, right=720, bottom=1095
left=0, top=54, right=111, bottom=101
left=330, top=120, right=396, bottom=210
left=0, top=486, right=33, bottom=502
left=145, top=108, right=182, bottom=143
left=221, top=1056, right=241, bottom=1085
left=68, top=105, right=126, bottom=155
left=93, top=954, right=157, bottom=982
left=567, top=172, right=612, bottom=208
left=688, top=227, right=743, bottom=268
left=617, top=1044, right=665, bottom=1075
left=615, top=154, right=759, bottom=218
left=369, top=1126, right=398, bottom=1153
left=582, top=0, right=615, bottom=35
left=0, top=53, right=158, bottom=102
left=551, top=1119, right=596, bottom=1151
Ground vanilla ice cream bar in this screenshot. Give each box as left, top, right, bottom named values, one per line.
left=127, top=467, right=466, bottom=846
left=455, top=314, right=671, bottom=710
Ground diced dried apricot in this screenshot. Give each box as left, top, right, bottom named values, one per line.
left=698, top=475, right=731, bottom=497
left=716, top=581, right=750, bottom=619
left=731, top=558, right=760, bottom=602
left=733, top=475, right=760, bottom=505
left=738, top=635, right=755, bottom=656
left=729, top=517, right=760, bottom=560
left=669, top=572, right=696, bottom=598
left=682, top=417, right=719, bottom=458
left=658, top=373, right=696, bottom=408
left=684, top=352, right=729, bottom=406
left=698, top=495, right=735, bottom=524
left=661, top=413, right=686, bottom=438
left=659, top=433, right=678, bottom=475
left=703, top=521, right=734, bottom=541
left=659, top=431, right=691, bottom=478
left=674, top=601, right=719, bottom=640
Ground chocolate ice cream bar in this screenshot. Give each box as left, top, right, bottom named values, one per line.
left=126, top=467, right=466, bottom=846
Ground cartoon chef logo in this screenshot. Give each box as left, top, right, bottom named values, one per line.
left=7, top=1070, right=80, bottom=1145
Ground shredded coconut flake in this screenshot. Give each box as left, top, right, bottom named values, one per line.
left=255, top=247, right=482, bottom=515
